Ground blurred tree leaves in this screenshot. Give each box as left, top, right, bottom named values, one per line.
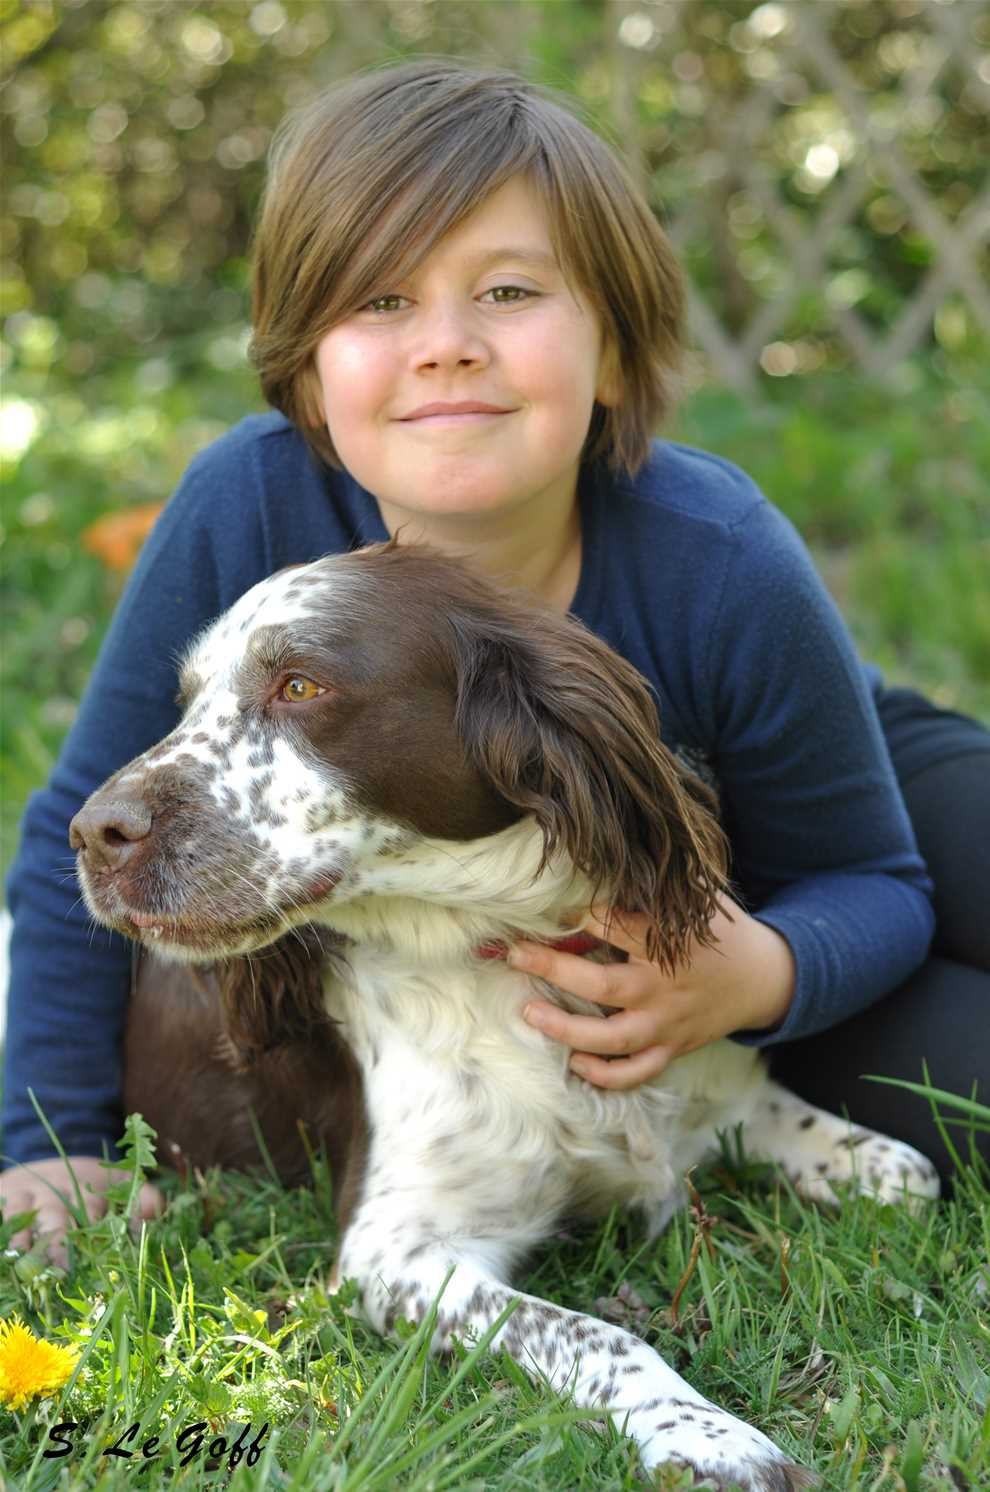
left=4, top=0, right=988, bottom=379
left=2, top=0, right=346, bottom=374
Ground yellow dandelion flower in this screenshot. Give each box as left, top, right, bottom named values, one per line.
left=0, top=1317, right=79, bottom=1412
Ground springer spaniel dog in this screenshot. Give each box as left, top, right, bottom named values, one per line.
left=72, top=540, right=939, bottom=1491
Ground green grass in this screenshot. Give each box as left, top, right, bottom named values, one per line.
left=2, top=1109, right=988, bottom=1490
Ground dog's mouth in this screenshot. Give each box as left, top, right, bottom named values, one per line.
left=111, top=871, right=342, bottom=948
left=85, top=868, right=345, bottom=958
left=119, top=908, right=278, bottom=957
left=126, top=909, right=263, bottom=948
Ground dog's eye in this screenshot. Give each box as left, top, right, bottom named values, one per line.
left=280, top=676, right=325, bottom=703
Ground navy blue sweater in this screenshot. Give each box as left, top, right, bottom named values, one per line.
left=2, top=414, right=934, bottom=1166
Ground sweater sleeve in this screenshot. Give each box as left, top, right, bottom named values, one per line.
left=2, top=445, right=268, bottom=1167
left=706, top=497, right=935, bottom=1046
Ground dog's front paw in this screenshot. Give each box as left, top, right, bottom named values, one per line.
left=803, top=1129, right=940, bottom=1210
left=637, top=1399, right=816, bottom=1490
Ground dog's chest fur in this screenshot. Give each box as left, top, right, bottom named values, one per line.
left=324, top=933, right=767, bottom=1243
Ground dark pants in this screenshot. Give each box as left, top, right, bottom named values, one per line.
left=770, top=689, right=990, bottom=1190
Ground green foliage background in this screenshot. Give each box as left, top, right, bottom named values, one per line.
left=2, top=0, right=989, bottom=873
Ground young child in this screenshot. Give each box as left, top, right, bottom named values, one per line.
left=3, top=58, right=988, bottom=1265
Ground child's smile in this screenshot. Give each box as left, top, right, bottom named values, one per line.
left=396, top=406, right=517, bottom=430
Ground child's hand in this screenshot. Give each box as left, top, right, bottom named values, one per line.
left=0, top=1156, right=164, bottom=1268
left=509, top=897, right=795, bottom=1090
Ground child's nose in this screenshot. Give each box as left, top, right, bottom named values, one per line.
left=413, top=304, right=489, bottom=366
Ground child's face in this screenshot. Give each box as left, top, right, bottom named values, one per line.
left=313, top=174, right=617, bottom=523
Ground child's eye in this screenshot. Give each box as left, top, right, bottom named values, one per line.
left=364, top=294, right=405, bottom=315
left=361, top=286, right=534, bottom=316
left=484, top=285, right=534, bottom=305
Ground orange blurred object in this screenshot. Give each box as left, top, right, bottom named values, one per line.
left=82, top=502, right=164, bottom=572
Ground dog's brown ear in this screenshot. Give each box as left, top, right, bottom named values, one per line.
left=216, top=925, right=350, bottom=1058
left=125, top=942, right=367, bottom=1204
left=451, top=611, right=729, bottom=974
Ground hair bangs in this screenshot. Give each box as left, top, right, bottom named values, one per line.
left=337, top=114, right=544, bottom=325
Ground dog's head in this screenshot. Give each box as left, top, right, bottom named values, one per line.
left=72, top=539, right=727, bottom=971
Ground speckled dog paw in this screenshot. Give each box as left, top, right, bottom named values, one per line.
left=638, top=1399, right=817, bottom=1490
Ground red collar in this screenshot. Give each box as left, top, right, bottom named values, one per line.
left=475, top=931, right=603, bottom=961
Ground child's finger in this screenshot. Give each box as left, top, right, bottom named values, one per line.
left=569, top=1045, right=673, bottom=1090
left=6, top=1219, right=36, bottom=1255
left=508, top=940, right=649, bottom=1006
left=76, top=1183, right=111, bottom=1226
left=137, top=1182, right=165, bottom=1220
left=128, top=1182, right=166, bottom=1240
left=523, top=1001, right=659, bottom=1056
left=31, top=1200, right=76, bottom=1264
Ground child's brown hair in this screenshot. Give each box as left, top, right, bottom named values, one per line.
left=249, top=56, right=684, bottom=480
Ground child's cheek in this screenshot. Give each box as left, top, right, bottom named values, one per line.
left=314, top=331, right=392, bottom=423
left=510, top=314, right=601, bottom=411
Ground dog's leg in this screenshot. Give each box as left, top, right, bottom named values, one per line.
left=744, top=1078, right=940, bottom=1204
left=336, top=1211, right=814, bottom=1491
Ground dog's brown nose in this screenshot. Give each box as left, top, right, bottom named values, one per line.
left=69, top=796, right=153, bottom=869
